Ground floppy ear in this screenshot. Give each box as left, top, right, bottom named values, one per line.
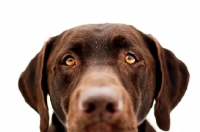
left=18, top=37, right=56, bottom=132
left=144, top=34, right=189, bottom=131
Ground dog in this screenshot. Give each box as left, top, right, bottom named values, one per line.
left=18, top=24, right=189, bottom=132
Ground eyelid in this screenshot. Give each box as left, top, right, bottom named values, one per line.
left=126, top=53, right=139, bottom=61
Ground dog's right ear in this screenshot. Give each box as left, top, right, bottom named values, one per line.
left=18, top=37, right=56, bottom=132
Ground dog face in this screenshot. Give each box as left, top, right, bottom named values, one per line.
left=18, top=24, right=189, bottom=132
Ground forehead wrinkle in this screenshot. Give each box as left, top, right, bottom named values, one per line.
left=103, top=25, right=140, bottom=45
left=59, top=29, right=95, bottom=48
left=61, top=26, right=97, bottom=41
left=108, top=33, right=139, bottom=52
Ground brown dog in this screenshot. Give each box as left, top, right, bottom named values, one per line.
left=18, top=24, right=189, bottom=132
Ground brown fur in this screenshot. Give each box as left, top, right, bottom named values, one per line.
left=18, top=24, right=189, bottom=132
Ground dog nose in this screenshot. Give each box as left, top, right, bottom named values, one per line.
left=78, top=87, right=123, bottom=119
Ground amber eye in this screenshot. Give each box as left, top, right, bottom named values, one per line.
left=125, top=54, right=136, bottom=64
left=65, top=56, right=76, bottom=66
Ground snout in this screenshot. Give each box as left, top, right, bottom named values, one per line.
left=66, top=69, right=138, bottom=132
left=79, top=87, right=123, bottom=121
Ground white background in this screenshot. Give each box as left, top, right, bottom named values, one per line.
left=0, top=0, right=199, bottom=132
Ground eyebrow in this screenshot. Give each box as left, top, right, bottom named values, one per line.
left=67, top=42, right=85, bottom=54
left=111, top=35, right=135, bottom=49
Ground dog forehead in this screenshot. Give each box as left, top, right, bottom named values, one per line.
left=61, top=24, right=139, bottom=42
left=49, top=24, right=150, bottom=64
left=70, top=23, right=134, bottom=33
left=57, top=24, right=145, bottom=52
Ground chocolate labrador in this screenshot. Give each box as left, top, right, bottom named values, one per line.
left=18, top=24, right=189, bottom=132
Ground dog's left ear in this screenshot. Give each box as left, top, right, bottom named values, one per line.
left=143, top=34, right=190, bottom=131
left=18, top=37, right=56, bottom=132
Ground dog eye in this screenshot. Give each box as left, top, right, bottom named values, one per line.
left=125, top=54, right=136, bottom=64
left=64, top=56, right=76, bottom=66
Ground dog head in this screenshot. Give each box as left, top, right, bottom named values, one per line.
left=18, top=24, right=189, bottom=132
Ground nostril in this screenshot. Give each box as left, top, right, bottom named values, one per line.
left=106, top=102, right=117, bottom=113
left=84, top=102, right=96, bottom=113
left=79, top=87, right=123, bottom=115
